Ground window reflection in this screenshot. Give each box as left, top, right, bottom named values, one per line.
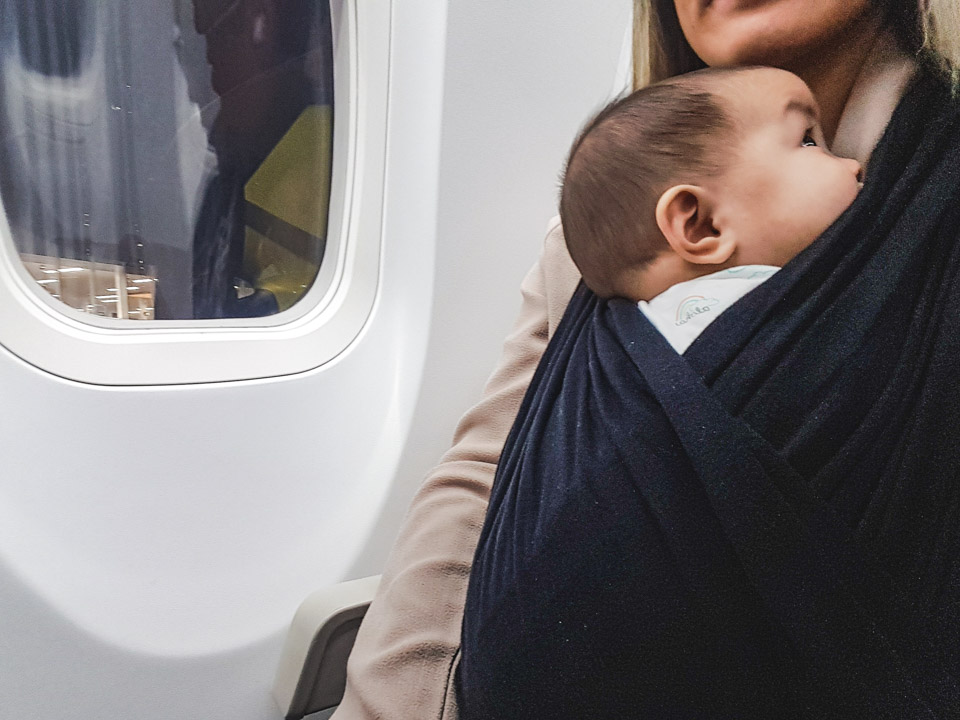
left=0, top=0, right=334, bottom=321
left=22, top=254, right=157, bottom=320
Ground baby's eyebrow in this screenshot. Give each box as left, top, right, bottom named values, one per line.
left=784, top=98, right=820, bottom=123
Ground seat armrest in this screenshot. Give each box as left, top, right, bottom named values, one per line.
left=273, top=575, right=381, bottom=719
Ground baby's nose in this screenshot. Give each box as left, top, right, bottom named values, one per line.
left=846, top=158, right=864, bottom=184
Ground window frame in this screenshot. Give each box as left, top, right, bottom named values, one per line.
left=0, top=0, right=388, bottom=385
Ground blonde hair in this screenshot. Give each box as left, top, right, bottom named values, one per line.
left=924, top=0, right=960, bottom=84
left=632, top=0, right=960, bottom=90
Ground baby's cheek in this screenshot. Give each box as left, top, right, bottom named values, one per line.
left=832, top=179, right=860, bottom=219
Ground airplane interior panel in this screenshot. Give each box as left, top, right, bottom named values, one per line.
left=0, top=1, right=633, bottom=718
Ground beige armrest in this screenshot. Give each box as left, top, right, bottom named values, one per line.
left=273, top=575, right=381, bottom=719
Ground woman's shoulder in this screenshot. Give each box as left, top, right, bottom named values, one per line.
left=538, top=216, right=581, bottom=338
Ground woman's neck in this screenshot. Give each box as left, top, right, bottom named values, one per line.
left=788, top=13, right=887, bottom=146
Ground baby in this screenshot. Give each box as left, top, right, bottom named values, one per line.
left=560, top=66, right=863, bottom=353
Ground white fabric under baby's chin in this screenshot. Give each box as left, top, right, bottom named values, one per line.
left=638, top=265, right=780, bottom=354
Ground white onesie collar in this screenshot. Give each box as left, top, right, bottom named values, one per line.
left=637, top=265, right=779, bottom=354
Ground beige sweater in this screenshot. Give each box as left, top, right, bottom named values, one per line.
left=333, top=35, right=916, bottom=720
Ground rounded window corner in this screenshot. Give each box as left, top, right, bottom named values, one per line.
left=0, top=0, right=391, bottom=386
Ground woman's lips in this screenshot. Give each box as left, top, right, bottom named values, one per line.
left=705, top=0, right=776, bottom=11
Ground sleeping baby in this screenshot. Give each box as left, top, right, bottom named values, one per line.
left=560, top=65, right=863, bottom=352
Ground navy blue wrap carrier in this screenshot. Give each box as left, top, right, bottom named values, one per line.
left=458, top=70, right=960, bottom=719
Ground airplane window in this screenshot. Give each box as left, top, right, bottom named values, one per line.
left=0, top=0, right=334, bottom=320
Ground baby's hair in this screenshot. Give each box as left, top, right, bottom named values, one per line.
left=560, top=67, right=742, bottom=298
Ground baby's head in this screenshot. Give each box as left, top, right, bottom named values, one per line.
left=560, top=66, right=863, bottom=301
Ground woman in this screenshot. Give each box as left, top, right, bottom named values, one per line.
left=334, top=1, right=960, bottom=718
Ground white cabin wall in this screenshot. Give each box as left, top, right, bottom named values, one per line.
left=0, top=2, right=633, bottom=718
left=0, top=2, right=439, bottom=717
left=349, top=0, right=632, bottom=574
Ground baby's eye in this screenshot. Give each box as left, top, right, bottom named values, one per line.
left=802, top=132, right=818, bottom=147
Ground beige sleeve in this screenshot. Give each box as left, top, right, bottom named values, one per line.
left=333, top=218, right=579, bottom=720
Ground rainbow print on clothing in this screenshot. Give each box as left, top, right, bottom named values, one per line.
left=675, top=295, right=720, bottom=326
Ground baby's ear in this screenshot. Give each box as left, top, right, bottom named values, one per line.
left=655, top=184, right=736, bottom=265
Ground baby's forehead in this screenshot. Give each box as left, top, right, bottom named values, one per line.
left=707, top=67, right=819, bottom=127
